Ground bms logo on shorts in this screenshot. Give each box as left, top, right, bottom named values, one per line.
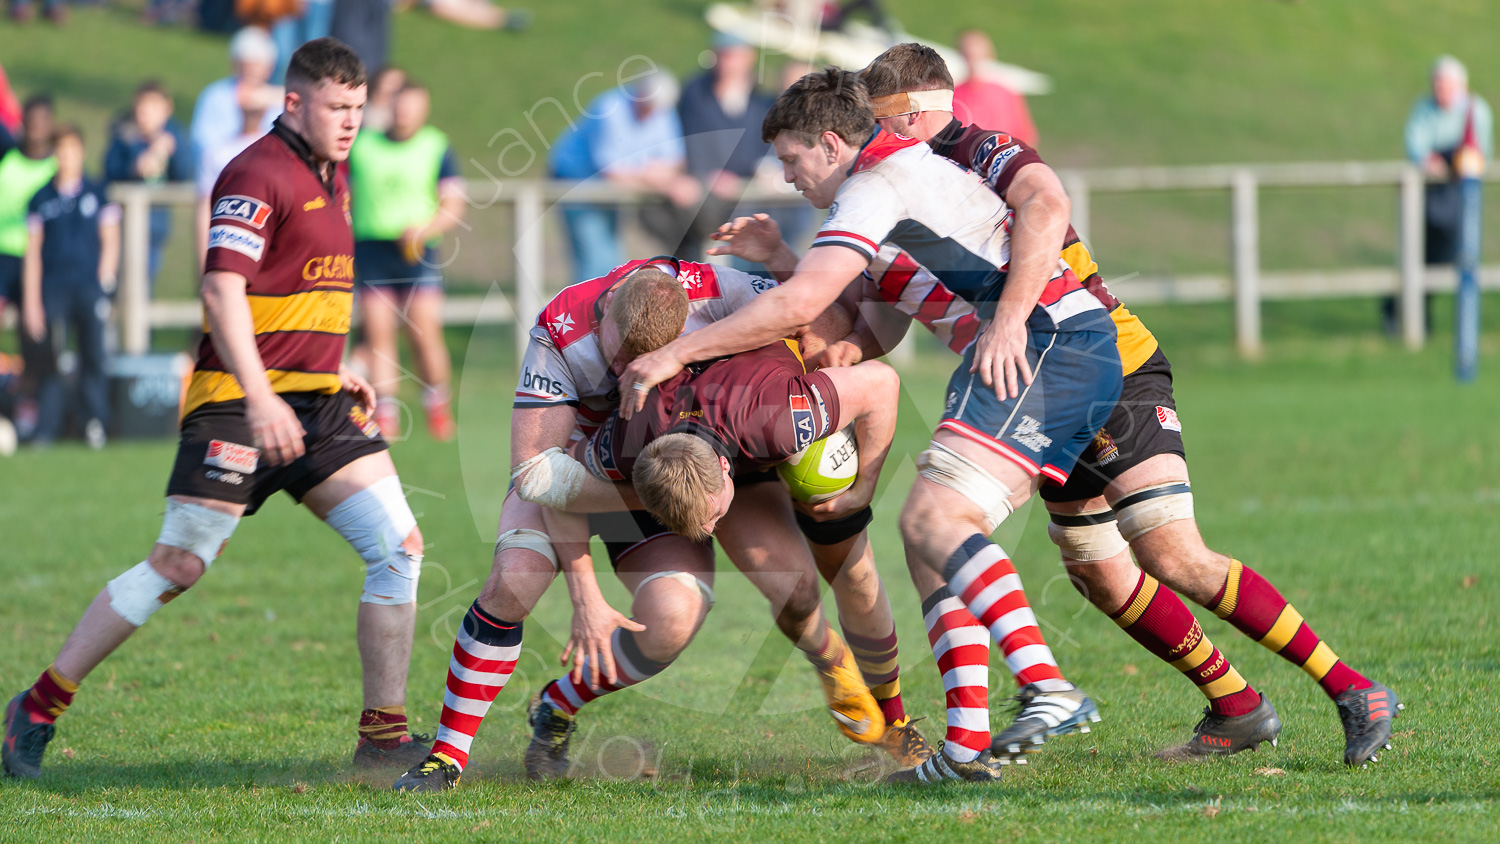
left=211, top=195, right=272, bottom=229
left=790, top=394, right=816, bottom=450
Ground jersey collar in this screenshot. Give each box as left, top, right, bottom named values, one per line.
left=848, top=128, right=924, bottom=176
left=271, top=116, right=335, bottom=193
left=927, top=117, right=967, bottom=159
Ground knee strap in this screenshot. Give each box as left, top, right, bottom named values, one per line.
left=917, top=442, right=1014, bottom=534
left=108, top=561, right=187, bottom=627
left=156, top=498, right=240, bottom=568
left=1114, top=482, right=1194, bottom=542
left=495, top=527, right=560, bottom=571
left=324, top=475, right=423, bottom=605
left=635, top=570, right=715, bottom=606
left=1047, top=508, right=1130, bottom=562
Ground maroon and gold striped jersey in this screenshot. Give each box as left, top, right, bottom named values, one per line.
left=186, top=119, right=354, bottom=415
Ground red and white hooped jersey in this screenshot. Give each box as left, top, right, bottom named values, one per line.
left=814, top=130, right=1106, bottom=331
left=513, top=257, right=779, bottom=433
left=866, top=244, right=981, bottom=355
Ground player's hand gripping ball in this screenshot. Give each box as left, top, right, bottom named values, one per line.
left=778, top=426, right=858, bottom=503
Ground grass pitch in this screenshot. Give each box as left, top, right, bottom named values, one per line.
left=2, top=297, right=1498, bottom=841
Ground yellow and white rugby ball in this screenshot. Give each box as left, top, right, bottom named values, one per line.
left=778, top=425, right=859, bottom=503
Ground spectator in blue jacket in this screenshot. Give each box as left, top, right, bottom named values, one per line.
left=105, top=80, right=193, bottom=291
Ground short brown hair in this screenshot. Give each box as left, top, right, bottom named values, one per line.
left=861, top=43, right=955, bottom=99
left=608, top=267, right=689, bottom=358
left=634, top=433, right=723, bottom=541
left=286, top=37, right=366, bottom=93
left=762, top=67, right=874, bottom=147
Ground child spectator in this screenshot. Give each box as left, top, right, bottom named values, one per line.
left=21, top=126, right=120, bottom=448
left=105, top=80, right=194, bottom=290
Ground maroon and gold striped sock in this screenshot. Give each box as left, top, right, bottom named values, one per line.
left=358, top=705, right=411, bottom=749
left=1113, top=572, right=1261, bottom=717
left=1213, top=559, right=1371, bottom=698
left=843, top=626, right=906, bottom=725
left=22, top=666, right=78, bottom=724
left=803, top=622, right=846, bottom=672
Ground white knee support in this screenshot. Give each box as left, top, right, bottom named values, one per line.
left=917, top=442, right=1014, bottom=534
left=156, top=498, right=241, bottom=568
left=324, top=475, right=423, bottom=605
left=495, top=527, right=560, bottom=571
left=512, top=447, right=586, bottom=510
left=635, top=570, right=715, bottom=606
left=1047, top=509, right=1130, bottom=562
left=1114, top=482, right=1195, bottom=542
left=107, top=561, right=187, bottom=627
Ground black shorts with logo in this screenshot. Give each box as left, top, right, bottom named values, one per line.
left=165, top=390, right=389, bottom=515
left=1039, top=347, right=1185, bottom=504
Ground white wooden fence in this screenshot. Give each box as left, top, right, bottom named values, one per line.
left=109, top=161, right=1498, bottom=360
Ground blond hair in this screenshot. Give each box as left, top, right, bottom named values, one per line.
left=861, top=43, right=955, bottom=100
left=634, top=433, right=723, bottom=542
left=608, top=268, right=690, bottom=357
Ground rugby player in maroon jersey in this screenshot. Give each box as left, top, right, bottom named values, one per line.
left=5, top=39, right=436, bottom=780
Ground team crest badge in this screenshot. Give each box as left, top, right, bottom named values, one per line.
left=1093, top=429, right=1120, bottom=465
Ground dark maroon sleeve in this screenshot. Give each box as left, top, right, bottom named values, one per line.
left=756, top=369, right=844, bottom=463
left=204, top=159, right=279, bottom=282
left=934, top=123, right=1045, bottom=202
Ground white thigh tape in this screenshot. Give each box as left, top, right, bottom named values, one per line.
left=512, top=447, right=586, bottom=510
left=917, top=442, right=1014, bottom=534
left=107, top=560, right=186, bottom=627
left=156, top=498, right=241, bottom=568
left=1115, top=483, right=1194, bottom=542
left=324, top=475, right=423, bottom=605
left=1047, top=509, right=1130, bottom=562
left=635, top=570, right=715, bottom=606
left=496, top=527, right=560, bottom=571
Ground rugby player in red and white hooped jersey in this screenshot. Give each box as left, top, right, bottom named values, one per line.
left=621, top=68, right=1124, bottom=783
left=394, top=256, right=931, bottom=791
left=3, top=39, right=439, bottom=780
left=846, top=42, right=1400, bottom=769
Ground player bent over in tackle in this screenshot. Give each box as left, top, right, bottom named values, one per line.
left=3, top=39, right=434, bottom=779
left=622, top=69, right=1122, bottom=783
left=394, top=259, right=923, bottom=791
left=845, top=41, right=1401, bottom=768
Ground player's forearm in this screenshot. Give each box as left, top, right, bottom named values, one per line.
left=543, top=506, right=607, bottom=607
left=666, top=283, right=817, bottom=365
left=764, top=239, right=801, bottom=282
left=996, top=190, right=1069, bottom=325
left=561, top=473, right=642, bottom=513
left=201, top=272, right=276, bottom=401
left=852, top=299, right=913, bottom=359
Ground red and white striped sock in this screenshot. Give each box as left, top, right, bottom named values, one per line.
left=430, top=602, right=523, bottom=771
left=943, top=534, right=1069, bottom=692
left=539, top=628, right=671, bottom=716
left=922, top=586, right=991, bottom=763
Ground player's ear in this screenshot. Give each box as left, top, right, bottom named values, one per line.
left=820, top=131, right=841, bottom=163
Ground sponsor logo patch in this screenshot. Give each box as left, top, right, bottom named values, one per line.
left=519, top=366, right=568, bottom=398
left=303, top=195, right=327, bottom=212
left=207, top=225, right=266, bottom=261
left=348, top=405, right=380, bottom=438
left=205, top=440, right=259, bottom=473
left=808, top=384, right=830, bottom=437
left=790, top=393, right=816, bottom=451
left=592, top=417, right=622, bottom=480
left=1156, top=406, right=1182, bottom=432
left=549, top=312, right=576, bottom=336
left=1093, top=428, right=1120, bottom=466
left=1011, top=415, right=1053, bottom=453
left=205, top=469, right=245, bottom=486
left=211, top=195, right=272, bottom=229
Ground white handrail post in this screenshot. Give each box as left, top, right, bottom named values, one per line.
left=514, top=181, right=545, bottom=360
left=1231, top=170, right=1261, bottom=359
left=118, top=185, right=152, bottom=355
left=1398, top=164, right=1426, bottom=350
left=1060, top=170, right=1090, bottom=246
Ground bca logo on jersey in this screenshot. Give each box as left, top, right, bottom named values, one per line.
left=204, top=440, right=259, bottom=473
left=211, top=195, right=273, bottom=229
left=790, top=394, right=816, bottom=451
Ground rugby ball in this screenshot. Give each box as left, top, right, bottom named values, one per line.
left=778, top=425, right=859, bottom=503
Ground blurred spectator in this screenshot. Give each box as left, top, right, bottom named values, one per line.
left=190, top=26, right=282, bottom=163
left=21, top=125, right=119, bottom=449
left=551, top=69, right=701, bottom=281
left=105, top=81, right=194, bottom=290
left=269, top=0, right=336, bottom=84
left=425, top=0, right=530, bottom=30
left=9, top=0, right=67, bottom=25
left=363, top=65, right=407, bottom=135
left=1391, top=56, right=1494, bottom=333
left=347, top=81, right=466, bottom=440
left=330, top=0, right=392, bottom=74
left=677, top=32, right=776, bottom=260
left=1, top=96, right=58, bottom=343
left=0, top=63, right=21, bottom=137
left=195, top=99, right=270, bottom=270
left=952, top=29, right=1038, bottom=147
left=142, top=0, right=197, bottom=26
